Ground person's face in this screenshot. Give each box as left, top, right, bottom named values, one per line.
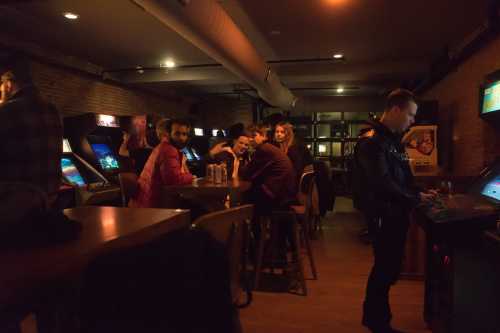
left=169, top=123, right=190, bottom=149
left=232, top=136, right=250, bottom=156
left=394, top=101, right=418, bottom=133
left=0, top=76, right=13, bottom=103
left=274, top=125, right=286, bottom=143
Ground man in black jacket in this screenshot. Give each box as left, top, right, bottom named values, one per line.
left=206, top=130, right=251, bottom=179
left=355, top=89, right=436, bottom=333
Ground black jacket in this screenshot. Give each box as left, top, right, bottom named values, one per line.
left=353, top=121, right=420, bottom=217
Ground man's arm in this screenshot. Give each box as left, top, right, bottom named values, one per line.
left=357, top=139, right=420, bottom=206
left=159, top=148, right=193, bottom=185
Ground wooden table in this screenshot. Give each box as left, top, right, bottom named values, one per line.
left=162, top=178, right=251, bottom=211
left=0, top=207, right=190, bottom=310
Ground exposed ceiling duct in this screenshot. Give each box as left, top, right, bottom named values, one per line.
left=132, top=0, right=297, bottom=110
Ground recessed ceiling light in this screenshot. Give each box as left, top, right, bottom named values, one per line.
left=161, top=60, right=176, bottom=68
left=336, top=87, right=344, bottom=93
left=63, top=12, right=79, bottom=20
left=333, top=53, right=344, bottom=59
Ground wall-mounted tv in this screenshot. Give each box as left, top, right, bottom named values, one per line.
left=480, top=79, right=500, bottom=119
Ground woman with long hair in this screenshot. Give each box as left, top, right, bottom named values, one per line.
left=274, top=121, right=313, bottom=185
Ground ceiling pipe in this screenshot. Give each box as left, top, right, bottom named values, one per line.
left=132, top=0, right=297, bottom=110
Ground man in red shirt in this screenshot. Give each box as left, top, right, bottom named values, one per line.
left=129, top=119, right=193, bottom=208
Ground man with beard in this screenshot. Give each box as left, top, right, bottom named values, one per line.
left=0, top=53, right=62, bottom=206
left=129, top=119, right=194, bottom=208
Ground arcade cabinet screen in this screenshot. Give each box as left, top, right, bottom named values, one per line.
left=62, top=139, right=72, bottom=153
left=481, top=176, right=500, bottom=201
left=61, top=157, right=86, bottom=186
left=194, top=128, right=204, bottom=136
left=182, top=147, right=195, bottom=161
left=90, top=143, right=120, bottom=170
left=96, top=114, right=120, bottom=128
left=191, top=147, right=201, bottom=160
left=481, top=80, right=500, bottom=115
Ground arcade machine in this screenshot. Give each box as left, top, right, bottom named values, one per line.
left=416, top=76, right=500, bottom=332
left=61, top=138, right=120, bottom=205
left=64, top=113, right=124, bottom=180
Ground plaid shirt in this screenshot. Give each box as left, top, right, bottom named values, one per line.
left=0, top=87, right=62, bottom=196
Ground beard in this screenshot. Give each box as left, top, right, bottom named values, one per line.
left=170, top=139, right=187, bottom=150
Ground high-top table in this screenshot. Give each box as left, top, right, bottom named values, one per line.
left=0, top=207, right=190, bottom=321
left=162, top=178, right=251, bottom=211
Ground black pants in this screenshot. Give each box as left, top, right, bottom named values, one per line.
left=363, top=211, right=410, bottom=328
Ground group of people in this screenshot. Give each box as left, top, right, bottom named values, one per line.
left=0, top=52, right=442, bottom=333
left=129, top=117, right=313, bottom=218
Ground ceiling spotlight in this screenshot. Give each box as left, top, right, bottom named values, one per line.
left=161, top=60, right=176, bottom=68
left=333, top=53, right=344, bottom=59
left=63, top=12, right=79, bottom=20
left=336, top=87, right=344, bottom=93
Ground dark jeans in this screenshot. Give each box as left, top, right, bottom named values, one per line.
left=363, top=211, right=410, bottom=328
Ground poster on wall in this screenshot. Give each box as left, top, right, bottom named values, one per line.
left=402, top=125, right=438, bottom=175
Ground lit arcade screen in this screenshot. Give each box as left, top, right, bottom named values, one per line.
left=182, top=147, right=195, bottom=161
left=481, top=80, right=500, bottom=115
left=61, top=157, right=86, bottom=186
left=481, top=176, right=500, bottom=201
left=62, top=139, right=72, bottom=153
left=90, top=143, right=120, bottom=170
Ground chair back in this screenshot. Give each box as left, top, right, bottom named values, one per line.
left=118, top=172, right=138, bottom=207
left=192, top=204, right=254, bottom=306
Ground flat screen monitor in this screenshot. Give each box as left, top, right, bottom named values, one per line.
left=90, top=143, right=120, bottom=170
left=194, top=128, right=204, bottom=136
left=62, top=139, right=72, bottom=153
left=480, top=80, right=500, bottom=116
left=61, top=157, right=86, bottom=186
left=182, top=147, right=195, bottom=162
left=212, top=129, right=219, bottom=137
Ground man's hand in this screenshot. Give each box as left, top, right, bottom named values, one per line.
left=209, top=142, right=233, bottom=158
left=181, top=154, right=189, bottom=174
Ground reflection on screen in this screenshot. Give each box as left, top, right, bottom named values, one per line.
left=191, top=147, right=201, bottom=161
left=481, top=176, right=500, bottom=201
left=62, top=139, right=72, bottom=153
left=61, top=158, right=85, bottom=186
left=90, top=143, right=120, bottom=170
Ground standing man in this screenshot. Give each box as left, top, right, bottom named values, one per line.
left=129, top=118, right=193, bottom=208
left=0, top=53, right=62, bottom=207
left=354, top=89, right=435, bottom=333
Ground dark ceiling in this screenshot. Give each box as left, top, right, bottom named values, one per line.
left=0, top=0, right=492, bottom=99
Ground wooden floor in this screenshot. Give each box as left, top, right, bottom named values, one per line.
left=240, top=197, right=431, bottom=333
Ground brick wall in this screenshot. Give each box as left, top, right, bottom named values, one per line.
left=29, top=60, right=192, bottom=119
left=423, top=35, right=500, bottom=176
left=197, top=97, right=254, bottom=129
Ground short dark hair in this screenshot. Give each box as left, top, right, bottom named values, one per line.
left=164, top=118, right=191, bottom=133
left=385, top=89, right=417, bottom=110
left=247, top=123, right=269, bottom=136
left=0, top=52, right=32, bottom=85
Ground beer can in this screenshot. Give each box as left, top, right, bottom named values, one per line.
left=214, top=164, right=222, bottom=184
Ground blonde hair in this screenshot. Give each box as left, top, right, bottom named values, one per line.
left=275, top=122, right=295, bottom=154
